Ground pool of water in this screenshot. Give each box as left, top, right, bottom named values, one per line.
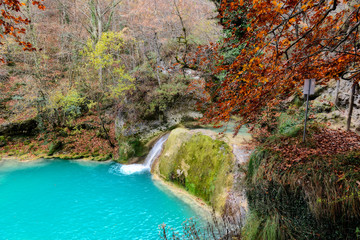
left=0, top=159, right=204, bottom=239
left=203, top=122, right=251, bottom=136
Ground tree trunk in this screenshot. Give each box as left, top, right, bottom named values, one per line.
left=96, top=2, right=103, bottom=87
left=96, top=96, right=115, bottom=148
left=154, top=32, right=162, bottom=87
left=346, top=81, right=356, bottom=131
left=334, top=79, right=340, bottom=106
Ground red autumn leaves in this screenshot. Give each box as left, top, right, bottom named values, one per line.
left=274, top=127, right=360, bottom=163
left=0, top=0, right=45, bottom=60
left=196, top=0, right=360, bottom=132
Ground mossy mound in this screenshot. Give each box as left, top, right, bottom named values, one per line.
left=154, top=128, right=234, bottom=212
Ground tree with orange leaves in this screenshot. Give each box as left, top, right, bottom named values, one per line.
left=196, top=0, right=360, bottom=134
left=0, top=0, right=45, bottom=61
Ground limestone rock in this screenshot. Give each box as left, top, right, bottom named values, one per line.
left=313, top=94, right=332, bottom=113
left=115, top=104, right=203, bottom=141
left=0, top=119, right=37, bottom=136
left=153, top=128, right=234, bottom=212
left=319, top=79, right=360, bottom=125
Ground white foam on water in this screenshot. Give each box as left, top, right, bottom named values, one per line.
left=118, top=164, right=149, bottom=175
left=110, top=134, right=169, bottom=175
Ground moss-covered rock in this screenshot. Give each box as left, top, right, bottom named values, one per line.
left=0, top=119, right=38, bottom=136
left=154, top=128, right=234, bottom=212
left=94, top=153, right=113, bottom=161
left=48, top=141, right=63, bottom=156
left=118, top=135, right=147, bottom=162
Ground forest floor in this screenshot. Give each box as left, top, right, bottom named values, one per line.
left=0, top=115, right=118, bottom=162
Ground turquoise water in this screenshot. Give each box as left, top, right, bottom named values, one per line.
left=0, top=160, right=203, bottom=239
left=203, top=122, right=251, bottom=136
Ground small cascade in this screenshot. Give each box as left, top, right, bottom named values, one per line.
left=115, top=134, right=169, bottom=175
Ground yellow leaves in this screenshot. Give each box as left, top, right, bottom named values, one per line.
left=301, top=1, right=315, bottom=11
left=81, top=31, right=134, bottom=97
left=256, top=30, right=266, bottom=38
left=271, top=0, right=283, bottom=12
left=110, top=79, right=135, bottom=98
left=49, top=88, right=87, bottom=119
left=82, top=31, right=125, bottom=70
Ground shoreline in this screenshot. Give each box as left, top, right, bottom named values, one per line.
left=0, top=153, right=113, bottom=162
left=0, top=155, right=45, bottom=162
left=0, top=155, right=114, bottom=164
left=151, top=173, right=214, bottom=220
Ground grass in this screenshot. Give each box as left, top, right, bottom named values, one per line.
left=243, top=111, right=360, bottom=239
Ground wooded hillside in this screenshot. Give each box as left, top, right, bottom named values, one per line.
left=0, top=0, right=220, bottom=160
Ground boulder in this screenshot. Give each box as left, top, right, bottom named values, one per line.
left=153, top=128, right=234, bottom=212
left=313, top=94, right=333, bottom=113
left=318, top=80, right=360, bottom=125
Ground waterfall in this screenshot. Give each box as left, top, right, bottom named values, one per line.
left=116, top=134, right=169, bottom=175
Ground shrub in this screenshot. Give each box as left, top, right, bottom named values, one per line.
left=48, top=141, right=63, bottom=156
left=118, top=136, right=146, bottom=162
left=0, top=135, right=6, bottom=147
left=245, top=125, right=360, bottom=239
left=160, top=210, right=243, bottom=240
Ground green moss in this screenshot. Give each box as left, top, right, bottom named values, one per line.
left=94, top=153, right=112, bottom=161
left=277, top=113, right=303, bottom=137
left=292, top=95, right=304, bottom=108
left=156, top=128, right=234, bottom=212
left=70, top=154, right=85, bottom=159
left=48, top=141, right=63, bottom=156
left=157, top=128, right=193, bottom=177
left=0, top=135, right=6, bottom=147
left=243, top=212, right=281, bottom=240
left=54, top=152, right=112, bottom=161
left=242, top=212, right=263, bottom=240
left=118, top=136, right=147, bottom=162
left=247, top=147, right=268, bottom=183
left=56, top=154, right=72, bottom=160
